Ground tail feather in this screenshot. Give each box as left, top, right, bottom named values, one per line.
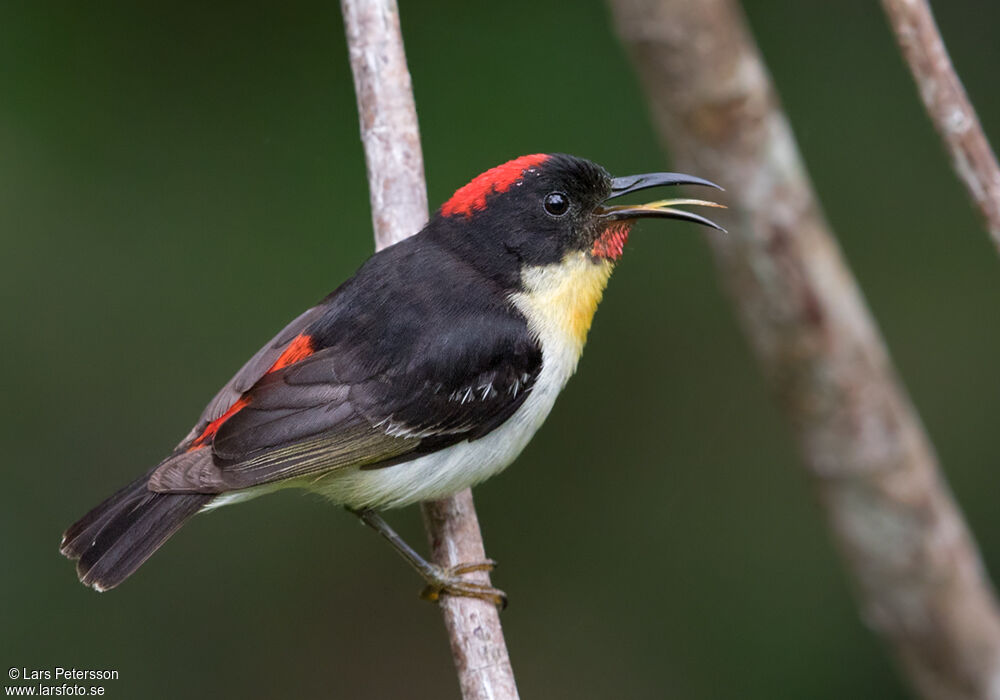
left=60, top=472, right=152, bottom=560
left=61, top=473, right=211, bottom=591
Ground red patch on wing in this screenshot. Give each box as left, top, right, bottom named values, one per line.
left=441, top=154, right=550, bottom=218
left=185, top=334, right=314, bottom=452
left=591, top=223, right=632, bottom=261
left=266, top=333, right=315, bottom=374
left=188, top=396, right=251, bottom=451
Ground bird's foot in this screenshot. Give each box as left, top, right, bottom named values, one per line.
left=419, top=559, right=507, bottom=609
left=348, top=508, right=507, bottom=609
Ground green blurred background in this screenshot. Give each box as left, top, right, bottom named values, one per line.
left=3, top=1, right=999, bottom=698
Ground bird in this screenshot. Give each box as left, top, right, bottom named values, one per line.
left=60, top=153, right=724, bottom=603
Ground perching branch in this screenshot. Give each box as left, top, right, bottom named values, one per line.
left=340, top=1, right=519, bottom=699
left=607, top=1, right=1000, bottom=698
left=880, top=0, right=1000, bottom=253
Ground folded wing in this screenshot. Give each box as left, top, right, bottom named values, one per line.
left=150, top=305, right=542, bottom=494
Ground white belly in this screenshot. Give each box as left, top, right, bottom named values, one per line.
left=313, top=356, right=566, bottom=509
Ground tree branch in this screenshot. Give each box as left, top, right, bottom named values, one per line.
left=880, top=0, right=1000, bottom=253
left=340, top=1, right=519, bottom=698
left=341, top=0, right=426, bottom=249
left=607, top=0, right=1000, bottom=697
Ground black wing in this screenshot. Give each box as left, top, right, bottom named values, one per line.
left=150, top=236, right=542, bottom=494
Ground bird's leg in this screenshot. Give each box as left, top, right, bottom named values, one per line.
left=348, top=507, right=507, bottom=609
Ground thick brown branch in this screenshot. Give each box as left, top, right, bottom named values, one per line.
left=607, top=0, right=1000, bottom=698
left=881, top=0, right=1000, bottom=252
left=340, top=1, right=519, bottom=698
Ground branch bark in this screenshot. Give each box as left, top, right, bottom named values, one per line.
left=880, top=0, right=1000, bottom=254
left=607, top=1, right=1000, bottom=698
left=340, top=1, right=519, bottom=698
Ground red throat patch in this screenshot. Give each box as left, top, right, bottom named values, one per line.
left=591, top=223, right=632, bottom=261
left=441, top=154, right=550, bottom=218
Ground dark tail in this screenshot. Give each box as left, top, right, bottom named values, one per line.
left=60, top=471, right=212, bottom=591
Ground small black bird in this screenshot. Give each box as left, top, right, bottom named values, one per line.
left=60, top=153, right=723, bottom=602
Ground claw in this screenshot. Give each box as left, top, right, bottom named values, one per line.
left=420, top=560, right=508, bottom=610
left=449, top=558, right=498, bottom=576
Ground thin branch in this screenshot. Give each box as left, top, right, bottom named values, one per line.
left=881, top=0, right=1000, bottom=252
left=422, top=490, right=520, bottom=700
left=607, top=0, right=1000, bottom=698
left=339, top=1, right=519, bottom=698
left=341, top=0, right=426, bottom=248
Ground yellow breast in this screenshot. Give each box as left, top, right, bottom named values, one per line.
left=512, top=252, right=614, bottom=364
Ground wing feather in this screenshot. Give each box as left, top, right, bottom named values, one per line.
left=152, top=236, right=545, bottom=496
left=175, top=306, right=324, bottom=447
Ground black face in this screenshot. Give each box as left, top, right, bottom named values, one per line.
left=426, top=153, right=722, bottom=287
left=428, top=154, right=613, bottom=273
left=505, top=154, right=619, bottom=263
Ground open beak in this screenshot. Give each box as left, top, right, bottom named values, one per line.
left=598, top=172, right=727, bottom=232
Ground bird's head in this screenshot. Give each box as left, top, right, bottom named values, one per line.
left=428, top=153, right=724, bottom=287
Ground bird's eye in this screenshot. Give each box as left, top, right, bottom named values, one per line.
left=543, top=192, right=570, bottom=216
